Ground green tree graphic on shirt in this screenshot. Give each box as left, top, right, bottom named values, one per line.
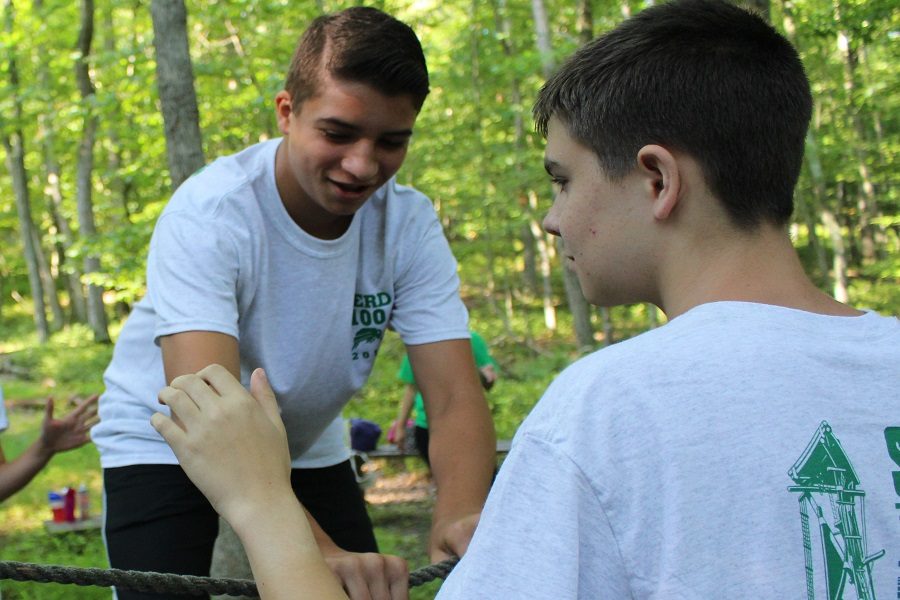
left=352, top=327, right=382, bottom=350
left=787, top=422, right=884, bottom=600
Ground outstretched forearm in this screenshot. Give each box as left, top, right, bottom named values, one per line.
left=427, top=386, right=495, bottom=549
left=408, top=339, right=495, bottom=560
left=0, top=439, right=54, bottom=502
left=230, top=495, right=348, bottom=600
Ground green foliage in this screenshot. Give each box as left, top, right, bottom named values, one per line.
left=1, top=306, right=113, bottom=399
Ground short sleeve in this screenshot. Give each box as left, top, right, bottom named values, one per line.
left=436, top=434, right=630, bottom=599
left=146, top=211, right=243, bottom=343
left=469, top=331, right=495, bottom=369
left=390, top=215, right=469, bottom=346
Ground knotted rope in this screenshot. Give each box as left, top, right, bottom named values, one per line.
left=0, top=556, right=459, bottom=597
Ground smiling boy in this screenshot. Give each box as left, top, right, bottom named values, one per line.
left=93, top=7, right=494, bottom=599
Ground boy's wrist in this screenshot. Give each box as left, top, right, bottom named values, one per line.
left=227, top=487, right=298, bottom=534
left=33, top=436, right=56, bottom=461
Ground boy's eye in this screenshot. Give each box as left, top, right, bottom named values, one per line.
left=323, top=130, right=353, bottom=143
left=550, top=176, right=568, bottom=191
left=379, top=138, right=408, bottom=150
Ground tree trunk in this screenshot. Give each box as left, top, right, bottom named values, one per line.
left=35, top=0, right=87, bottom=324
left=469, top=1, right=511, bottom=336
left=780, top=6, right=831, bottom=283
left=833, top=18, right=884, bottom=264
left=531, top=0, right=593, bottom=347
left=529, top=191, right=557, bottom=331
left=2, top=0, right=50, bottom=342
left=150, top=0, right=206, bottom=188
left=75, top=0, right=111, bottom=343
left=821, top=209, right=849, bottom=302
left=490, top=0, right=538, bottom=320
left=31, top=224, right=65, bottom=331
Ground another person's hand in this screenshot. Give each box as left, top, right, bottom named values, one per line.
left=322, top=544, right=409, bottom=600
left=151, top=365, right=291, bottom=524
left=478, top=365, right=497, bottom=391
left=39, top=394, right=99, bottom=455
left=429, top=512, right=480, bottom=563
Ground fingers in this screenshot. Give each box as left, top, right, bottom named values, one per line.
left=330, top=553, right=409, bottom=600
left=250, top=368, right=281, bottom=424
left=158, top=383, right=203, bottom=427
left=69, top=394, right=98, bottom=417
left=43, top=397, right=55, bottom=422
left=196, top=363, right=244, bottom=396
left=150, top=412, right=186, bottom=449
left=385, top=557, right=409, bottom=600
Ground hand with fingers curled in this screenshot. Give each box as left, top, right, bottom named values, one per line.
left=39, top=394, right=100, bottom=454
left=151, top=364, right=292, bottom=525
left=323, top=546, right=410, bottom=600
left=429, top=512, right=480, bottom=564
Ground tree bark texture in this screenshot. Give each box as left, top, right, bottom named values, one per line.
left=76, top=0, right=111, bottom=343
left=531, top=0, right=593, bottom=347
left=3, top=0, right=49, bottom=342
left=150, top=0, right=206, bottom=189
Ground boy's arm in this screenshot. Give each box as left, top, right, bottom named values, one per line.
left=407, top=339, right=495, bottom=561
left=160, top=334, right=409, bottom=598
left=0, top=395, right=98, bottom=503
left=160, top=331, right=242, bottom=384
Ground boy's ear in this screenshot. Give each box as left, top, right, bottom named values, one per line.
left=274, top=91, right=293, bottom=133
left=636, top=145, right=680, bottom=221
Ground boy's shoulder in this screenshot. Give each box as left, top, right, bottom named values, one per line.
left=357, top=178, right=440, bottom=235
left=164, top=140, right=279, bottom=219
left=523, top=302, right=898, bottom=442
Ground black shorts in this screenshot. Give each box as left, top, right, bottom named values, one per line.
left=414, top=425, right=431, bottom=467
left=103, top=461, right=377, bottom=599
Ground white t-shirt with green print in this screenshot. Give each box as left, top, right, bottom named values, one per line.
left=93, top=139, right=469, bottom=469
left=440, top=302, right=900, bottom=599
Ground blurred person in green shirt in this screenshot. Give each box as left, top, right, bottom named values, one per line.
left=390, top=331, right=498, bottom=468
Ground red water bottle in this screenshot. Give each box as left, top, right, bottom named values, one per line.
left=62, top=487, right=77, bottom=522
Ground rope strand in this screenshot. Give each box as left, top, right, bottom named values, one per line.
left=0, top=557, right=459, bottom=597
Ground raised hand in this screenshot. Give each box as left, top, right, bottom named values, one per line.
left=39, top=394, right=99, bottom=454
left=152, top=365, right=292, bottom=524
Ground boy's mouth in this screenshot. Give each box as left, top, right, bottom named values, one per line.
left=329, top=179, right=371, bottom=195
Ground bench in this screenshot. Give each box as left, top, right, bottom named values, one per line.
left=352, top=440, right=513, bottom=489
left=365, top=439, right=512, bottom=459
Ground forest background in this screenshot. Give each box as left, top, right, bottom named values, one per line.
left=0, top=0, right=897, bottom=597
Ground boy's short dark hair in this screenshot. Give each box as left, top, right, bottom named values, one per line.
left=285, top=6, right=429, bottom=113
left=533, top=0, right=813, bottom=229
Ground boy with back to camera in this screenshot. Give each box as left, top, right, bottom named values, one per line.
left=93, top=7, right=495, bottom=599
left=151, top=1, right=900, bottom=598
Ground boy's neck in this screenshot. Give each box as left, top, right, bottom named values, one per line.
left=657, top=223, right=862, bottom=320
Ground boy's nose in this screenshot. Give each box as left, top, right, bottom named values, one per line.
left=542, top=210, right=561, bottom=237
left=341, top=143, right=379, bottom=181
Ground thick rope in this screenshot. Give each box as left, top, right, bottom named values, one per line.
left=0, top=557, right=459, bottom=597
